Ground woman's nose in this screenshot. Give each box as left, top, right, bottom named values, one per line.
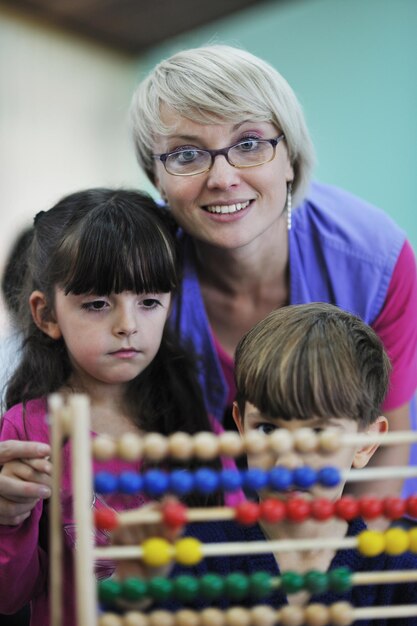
left=206, top=155, right=240, bottom=189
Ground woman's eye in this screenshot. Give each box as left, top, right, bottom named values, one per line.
left=255, top=423, right=276, bottom=435
left=82, top=300, right=108, bottom=312
left=171, top=149, right=200, bottom=164
left=237, top=138, right=260, bottom=152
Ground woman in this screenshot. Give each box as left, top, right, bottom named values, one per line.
left=129, top=44, right=417, bottom=507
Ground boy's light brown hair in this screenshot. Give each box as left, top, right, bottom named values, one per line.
left=234, top=303, right=391, bottom=427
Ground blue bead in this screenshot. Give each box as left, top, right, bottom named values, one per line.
left=94, top=471, right=118, bottom=494
left=194, top=468, right=219, bottom=494
left=268, top=466, right=293, bottom=491
left=169, top=470, right=195, bottom=496
left=219, top=468, right=243, bottom=492
left=243, top=468, right=268, bottom=491
left=143, top=469, right=169, bottom=497
left=118, top=471, right=143, bottom=494
left=293, top=466, right=317, bottom=488
left=318, top=466, right=341, bottom=487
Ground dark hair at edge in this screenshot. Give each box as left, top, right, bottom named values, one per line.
left=6, top=188, right=221, bottom=505
left=234, top=303, right=391, bottom=427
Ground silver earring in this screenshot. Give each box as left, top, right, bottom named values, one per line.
left=286, top=182, right=293, bottom=231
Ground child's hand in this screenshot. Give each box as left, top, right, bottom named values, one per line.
left=0, top=443, right=52, bottom=525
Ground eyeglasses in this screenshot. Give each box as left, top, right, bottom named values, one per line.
left=153, top=134, right=285, bottom=176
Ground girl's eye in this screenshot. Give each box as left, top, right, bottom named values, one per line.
left=255, top=423, right=276, bottom=435
left=82, top=300, right=108, bottom=312
left=141, top=298, right=161, bottom=309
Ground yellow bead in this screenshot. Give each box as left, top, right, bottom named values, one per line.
left=384, top=528, right=410, bottom=555
left=142, top=538, right=173, bottom=567
left=175, top=537, right=203, bottom=566
left=357, top=530, right=385, bottom=557
left=409, top=528, right=417, bottom=552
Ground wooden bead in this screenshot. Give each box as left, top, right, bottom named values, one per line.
left=117, top=433, right=143, bottom=461
left=123, top=613, right=149, bottom=626
left=318, top=430, right=340, bottom=454
left=279, top=605, right=305, bottom=626
left=148, top=610, right=175, bottom=626
left=250, top=605, right=276, bottom=626
left=168, top=432, right=194, bottom=460
left=328, top=602, right=354, bottom=626
left=293, top=428, right=317, bottom=453
left=269, top=429, right=293, bottom=454
left=225, top=607, right=251, bottom=626
left=200, top=608, right=225, bottom=626
left=98, top=614, right=123, bottom=626
left=143, top=433, right=169, bottom=462
left=92, top=435, right=117, bottom=461
left=304, top=604, right=329, bottom=626
left=219, top=431, right=244, bottom=457
left=244, top=431, right=268, bottom=454
left=175, top=609, right=200, bottom=626
left=193, top=432, right=220, bottom=460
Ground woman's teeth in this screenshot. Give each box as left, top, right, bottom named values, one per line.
left=206, top=200, right=251, bottom=214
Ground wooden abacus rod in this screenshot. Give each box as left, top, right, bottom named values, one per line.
left=48, top=394, right=64, bottom=626
left=91, top=428, right=417, bottom=463
left=353, top=569, right=417, bottom=585
left=93, top=527, right=414, bottom=562
left=97, top=602, right=417, bottom=626
left=343, top=465, right=417, bottom=482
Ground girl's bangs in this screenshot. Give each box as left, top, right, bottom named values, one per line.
left=55, top=210, right=178, bottom=296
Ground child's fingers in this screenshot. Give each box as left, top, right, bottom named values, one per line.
left=1, top=460, right=52, bottom=489
left=23, top=457, right=52, bottom=475
left=0, top=440, right=50, bottom=464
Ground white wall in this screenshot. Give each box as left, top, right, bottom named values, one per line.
left=0, top=7, right=144, bottom=333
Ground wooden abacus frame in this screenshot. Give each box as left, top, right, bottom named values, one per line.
left=48, top=393, right=417, bottom=626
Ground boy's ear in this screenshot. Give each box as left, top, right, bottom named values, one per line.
left=232, top=401, right=245, bottom=436
left=29, top=290, right=62, bottom=340
left=352, top=415, right=389, bottom=469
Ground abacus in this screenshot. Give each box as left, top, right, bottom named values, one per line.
left=48, top=394, right=417, bottom=626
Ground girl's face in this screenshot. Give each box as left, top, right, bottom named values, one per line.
left=153, top=109, right=294, bottom=251
left=233, top=402, right=371, bottom=504
left=50, top=289, right=171, bottom=392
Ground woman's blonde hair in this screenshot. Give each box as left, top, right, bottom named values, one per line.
left=234, top=303, right=391, bottom=427
left=129, top=44, right=315, bottom=207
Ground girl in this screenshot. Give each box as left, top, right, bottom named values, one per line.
left=0, top=188, right=226, bottom=626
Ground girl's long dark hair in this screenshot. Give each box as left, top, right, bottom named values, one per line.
left=6, top=189, right=221, bottom=503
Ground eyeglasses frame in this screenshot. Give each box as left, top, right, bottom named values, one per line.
left=153, top=133, right=285, bottom=176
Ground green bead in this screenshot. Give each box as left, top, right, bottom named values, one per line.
left=148, top=576, right=173, bottom=601
left=281, top=571, right=305, bottom=594
left=121, top=577, right=148, bottom=601
left=98, top=578, right=122, bottom=603
left=248, top=571, right=273, bottom=599
left=304, top=570, right=328, bottom=594
left=328, top=567, right=352, bottom=593
left=224, top=572, right=250, bottom=601
left=200, top=573, right=225, bottom=600
left=173, top=575, right=200, bottom=603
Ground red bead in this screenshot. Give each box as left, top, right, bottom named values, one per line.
left=94, top=507, right=119, bottom=531
left=259, top=498, right=286, bottom=523
left=310, top=497, right=335, bottom=521
left=383, top=497, right=406, bottom=520
left=286, top=497, right=311, bottom=522
left=162, top=501, right=187, bottom=529
left=235, top=501, right=260, bottom=525
left=334, top=496, right=360, bottom=521
left=407, top=496, right=417, bottom=518
left=359, top=496, right=383, bottom=520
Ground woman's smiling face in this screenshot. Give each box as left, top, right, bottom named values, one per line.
left=153, top=108, right=294, bottom=251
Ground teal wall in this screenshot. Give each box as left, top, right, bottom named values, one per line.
left=136, top=0, right=417, bottom=250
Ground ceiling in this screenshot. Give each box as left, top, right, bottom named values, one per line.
left=3, top=0, right=274, bottom=55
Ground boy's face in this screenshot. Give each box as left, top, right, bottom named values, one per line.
left=233, top=401, right=381, bottom=503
